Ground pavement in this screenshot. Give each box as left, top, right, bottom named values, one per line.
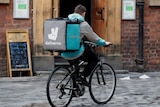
left=0, top=71, right=160, bottom=107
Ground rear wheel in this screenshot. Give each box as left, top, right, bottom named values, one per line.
left=89, top=63, right=116, bottom=104
left=46, top=66, right=73, bottom=107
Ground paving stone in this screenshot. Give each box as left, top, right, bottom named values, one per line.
left=0, top=72, right=160, bottom=107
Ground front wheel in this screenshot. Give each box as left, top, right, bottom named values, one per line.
left=46, top=66, right=73, bottom=107
left=89, top=63, right=116, bottom=104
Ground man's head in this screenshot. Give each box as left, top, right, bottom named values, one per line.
left=74, top=4, right=86, bottom=17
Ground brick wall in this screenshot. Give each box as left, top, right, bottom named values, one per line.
left=121, top=0, right=160, bottom=71
left=1, top=0, right=160, bottom=76
left=0, top=0, right=32, bottom=76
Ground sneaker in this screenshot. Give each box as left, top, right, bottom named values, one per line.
left=80, top=76, right=90, bottom=87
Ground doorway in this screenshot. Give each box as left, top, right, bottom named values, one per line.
left=33, top=0, right=121, bottom=55
left=33, top=0, right=122, bottom=71
left=59, top=0, right=91, bottom=24
left=59, top=0, right=107, bottom=54
left=59, top=0, right=107, bottom=41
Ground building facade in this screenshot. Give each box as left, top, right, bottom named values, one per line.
left=0, top=0, right=160, bottom=76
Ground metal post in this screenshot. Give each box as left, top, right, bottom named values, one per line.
left=135, top=0, right=145, bottom=71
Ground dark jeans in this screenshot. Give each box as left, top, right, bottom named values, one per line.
left=79, top=44, right=99, bottom=77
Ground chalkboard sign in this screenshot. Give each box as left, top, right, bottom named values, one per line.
left=6, top=29, right=33, bottom=77
left=9, top=42, right=29, bottom=69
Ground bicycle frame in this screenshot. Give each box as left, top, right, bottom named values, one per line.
left=55, top=60, right=85, bottom=94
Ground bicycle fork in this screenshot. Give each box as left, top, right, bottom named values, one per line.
left=96, top=63, right=106, bottom=85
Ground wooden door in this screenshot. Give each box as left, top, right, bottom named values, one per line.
left=92, top=0, right=121, bottom=54
left=92, top=0, right=107, bottom=54
left=107, top=0, right=121, bottom=54
left=33, top=0, right=52, bottom=55
left=52, top=0, right=59, bottom=18
left=92, top=0, right=107, bottom=40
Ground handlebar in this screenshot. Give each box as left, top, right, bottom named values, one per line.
left=84, top=41, right=112, bottom=48
left=104, top=43, right=112, bottom=47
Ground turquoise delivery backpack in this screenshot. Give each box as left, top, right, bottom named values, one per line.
left=44, top=18, right=81, bottom=51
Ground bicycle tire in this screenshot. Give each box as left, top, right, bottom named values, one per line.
left=46, top=66, right=73, bottom=107
left=89, top=63, right=116, bottom=104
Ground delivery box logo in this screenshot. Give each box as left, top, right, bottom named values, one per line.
left=48, top=27, right=59, bottom=41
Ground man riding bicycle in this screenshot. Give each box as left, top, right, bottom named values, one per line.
left=61, top=4, right=111, bottom=86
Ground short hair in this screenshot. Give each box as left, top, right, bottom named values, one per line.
left=74, top=4, right=86, bottom=15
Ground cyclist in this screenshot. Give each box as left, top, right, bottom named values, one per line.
left=61, top=4, right=111, bottom=86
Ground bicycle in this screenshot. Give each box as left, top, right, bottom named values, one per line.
left=46, top=41, right=116, bottom=107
